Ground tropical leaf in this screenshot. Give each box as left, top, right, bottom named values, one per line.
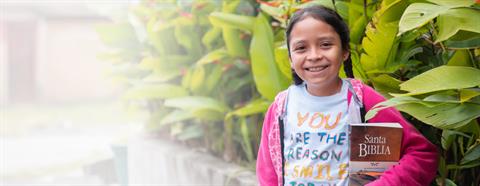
left=360, top=22, right=398, bottom=74
left=435, top=178, right=458, bottom=186
left=376, top=0, right=409, bottom=24
left=460, top=144, right=480, bottom=165
left=396, top=66, right=480, bottom=95
left=225, top=98, right=271, bottom=120
left=159, top=109, right=195, bottom=125
left=176, top=124, right=203, bottom=141
left=274, top=46, right=293, bottom=82
left=202, top=27, right=222, bottom=50
left=459, top=89, right=480, bottom=103
left=223, top=28, right=248, bottom=58
left=436, top=8, right=480, bottom=42
left=205, top=65, right=223, bottom=93
left=441, top=130, right=456, bottom=150
left=445, top=36, right=480, bottom=49
left=192, top=109, right=224, bottom=121
left=426, top=0, right=475, bottom=8
left=164, top=96, right=229, bottom=114
left=350, top=16, right=367, bottom=45
left=366, top=96, right=480, bottom=129
left=209, top=12, right=255, bottom=33
left=239, top=117, right=254, bottom=162
left=197, top=49, right=229, bottom=65
left=142, top=70, right=181, bottom=83
left=250, top=14, right=290, bottom=100
left=370, top=74, right=403, bottom=98
left=123, top=83, right=188, bottom=100
left=189, top=65, right=206, bottom=93
left=447, top=49, right=472, bottom=67
left=398, top=3, right=449, bottom=35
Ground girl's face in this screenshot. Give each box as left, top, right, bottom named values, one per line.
left=289, top=17, right=348, bottom=90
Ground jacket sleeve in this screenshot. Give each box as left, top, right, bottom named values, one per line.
left=362, top=85, right=439, bottom=186
left=256, top=102, right=279, bottom=186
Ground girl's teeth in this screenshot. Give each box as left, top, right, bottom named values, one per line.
left=308, top=66, right=326, bottom=72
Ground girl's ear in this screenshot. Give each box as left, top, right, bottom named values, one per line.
left=342, top=50, right=350, bottom=61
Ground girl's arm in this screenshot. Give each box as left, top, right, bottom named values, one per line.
left=362, top=85, right=439, bottom=186
left=256, top=103, right=279, bottom=186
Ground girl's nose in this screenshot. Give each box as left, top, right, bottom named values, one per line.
left=307, top=48, right=322, bottom=62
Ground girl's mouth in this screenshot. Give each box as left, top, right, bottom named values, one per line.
left=305, top=65, right=329, bottom=72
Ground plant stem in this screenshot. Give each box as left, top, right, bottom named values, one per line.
left=363, top=0, right=368, bottom=24
left=332, top=0, right=337, bottom=12
left=429, top=21, right=446, bottom=52
left=468, top=49, right=479, bottom=69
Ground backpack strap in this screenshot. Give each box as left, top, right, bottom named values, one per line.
left=346, top=78, right=367, bottom=122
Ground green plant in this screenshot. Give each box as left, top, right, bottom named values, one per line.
left=362, top=0, right=480, bottom=185
left=97, top=0, right=480, bottom=184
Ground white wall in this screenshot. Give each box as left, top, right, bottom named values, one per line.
left=35, top=18, right=121, bottom=103
left=0, top=20, right=8, bottom=106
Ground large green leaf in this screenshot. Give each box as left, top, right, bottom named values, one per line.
left=142, top=70, right=180, bottom=83
left=274, top=46, right=292, bottom=82
left=205, top=65, right=223, bottom=93
left=370, top=74, right=403, bottom=98
left=225, top=98, right=271, bottom=120
left=260, top=3, right=285, bottom=24
left=192, top=109, right=224, bottom=121
left=460, top=89, right=480, bottom=103
left=376, top=0, right=409, bottom=24
left=209, top=12, right=255, bottom=33
left=223, top=28, right=248, bottom=58
left=426, top=0, right=475, bottom=8
left=397, top=103, right=480, bottom=129
left=124, top=84, right=188, bottom=100
left=365, top=96, right=429, bottom=121
left=164, top=96, right=229, bottom=114
left=441, top=130, right=456, bottom=150
left=461, top=144, right=480, bottom=165
left=360, top=22, right=398, bottom=74
left=239, top=117, right=254, bottom=162
left=250, top=14, right=290, bottom=100
left=445, top=36, right=480, bottom=49
left=398, top=3, right=449, bottom=35
left=447, top=49, right=472, bottom=67
left=397, top=66, right=480, bottom=95
left=176, top=124, right=203, bottom=141
left=366, top=96, right=480, bottom=129
left=189, top=65, right=206, bottom=93
left=159, top=109, right=195, bottom=125
left=197, top=49, right=229, bottom=65
left=202, top=27, right=222, bottom=50
left=350, top=16, right=367, bottom=45
left=436, top=8, right=480, bottom=42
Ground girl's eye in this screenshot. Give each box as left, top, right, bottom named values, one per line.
left=294, top=46, right=306, bottom=52
left=320, top=43, right=333, bottom=48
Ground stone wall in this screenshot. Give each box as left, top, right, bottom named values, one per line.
left=127, top=137, right=258, bottom=186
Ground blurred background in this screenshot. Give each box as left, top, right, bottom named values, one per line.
left=1, top=1, right=145, bottom=185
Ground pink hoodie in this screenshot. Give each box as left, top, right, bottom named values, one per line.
left=256, top=79, right=438, bottom=186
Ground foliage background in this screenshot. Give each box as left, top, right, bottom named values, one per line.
left=97, top=0, right=480, bottom=185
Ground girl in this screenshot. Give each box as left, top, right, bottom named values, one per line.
left=256, top=5, right=438, bottom=186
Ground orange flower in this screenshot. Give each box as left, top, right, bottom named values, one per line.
left=256, top=0, right=281, bottom=7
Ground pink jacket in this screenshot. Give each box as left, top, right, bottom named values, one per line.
left=256, top=79, right=438, bottom=186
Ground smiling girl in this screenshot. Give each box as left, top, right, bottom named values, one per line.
left=256, top=5, right=438, bottom=186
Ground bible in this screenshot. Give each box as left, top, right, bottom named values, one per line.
left=349, top=122, right=403, bottom=186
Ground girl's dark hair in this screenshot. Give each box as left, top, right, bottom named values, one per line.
left=286, top=5, right=354, bottom=85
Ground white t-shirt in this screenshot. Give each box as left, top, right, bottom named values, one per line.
left=283, top=80, right=349, bottom=186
